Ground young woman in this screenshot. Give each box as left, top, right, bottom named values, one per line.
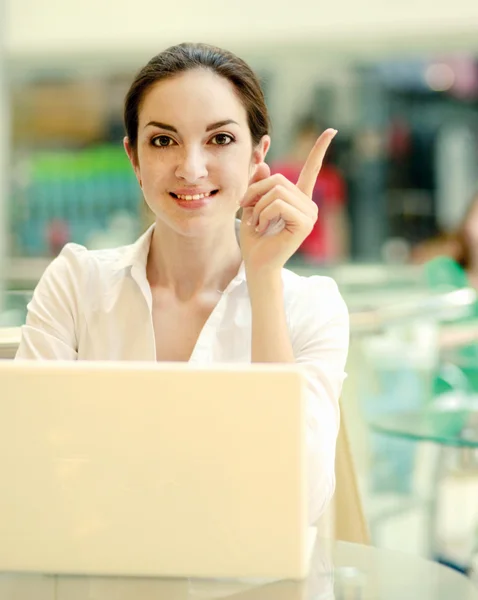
left=16, top=43, right=349, bottom=523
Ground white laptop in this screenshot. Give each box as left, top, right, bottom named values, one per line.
left=0, top=360, right=316, bottom=580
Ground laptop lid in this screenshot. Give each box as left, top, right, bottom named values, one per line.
left=0, top=361, right=310, bottom=579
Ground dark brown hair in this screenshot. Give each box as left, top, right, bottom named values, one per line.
left=411, top=193, right=478, bottom=267
left=455, top=192, right=478, bottom=269
left=124, top=43, right=270, bottom=157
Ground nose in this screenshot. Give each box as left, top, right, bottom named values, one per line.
left=175, top=145, right=208, bottom=182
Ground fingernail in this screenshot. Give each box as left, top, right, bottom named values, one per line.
left=247, top=219, right=252, bottom=226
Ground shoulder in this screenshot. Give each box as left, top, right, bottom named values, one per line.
left=281, top=267, right=348, bottom=323
left=281, top=268, right=349, bottom=350
left=30, top=239, right=142, bottom=322
left=279, top=268, right=349, bottom=364
left=33, top=240, right=139, bottom=311
left=35, top=243, right=89, bottom=293
left=42, top=241, right=135, bottom=282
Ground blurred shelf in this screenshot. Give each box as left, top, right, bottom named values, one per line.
left=292, top=263, right=423, bottom=286
left=6, top=257, right=51, bottom=287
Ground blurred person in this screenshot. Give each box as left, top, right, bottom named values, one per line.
left=413, top=192, right=478, bottom=349
left=271, top=117, right=349, bottom=263
left=454, top=192, right=478, bottom=289
left=46, top=218, right=70, bottom=256
left=410, top=233, right=461, bottom=265
left=15, top=43, right=349, bottom=524
left=412, top=192, right=478, bottom=285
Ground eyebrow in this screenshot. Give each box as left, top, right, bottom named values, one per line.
left=144, top=119, right=239, bottom=132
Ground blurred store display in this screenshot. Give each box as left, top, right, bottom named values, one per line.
left=4, top=53, right=478, bottom=262
left=10, top=145, right=141, bottom=256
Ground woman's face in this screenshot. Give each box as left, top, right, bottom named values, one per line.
left=125, top=69, right=270, bottom=236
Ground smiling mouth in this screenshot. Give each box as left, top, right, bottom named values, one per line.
left=170, top=190, right=219, bottom=201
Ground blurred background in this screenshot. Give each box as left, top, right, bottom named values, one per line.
left=1, top=0, right=478, bottom=582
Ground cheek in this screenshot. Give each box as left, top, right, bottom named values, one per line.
left=217, top=146, right=253, bottom=183
left=137, top=149, right=171, bottom=184
left=220, top=165, right=250, bottom=198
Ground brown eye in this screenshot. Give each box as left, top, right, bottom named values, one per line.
left=152, top=135, right=175, bottom=148
left=211, top=133, right=233, bottom=146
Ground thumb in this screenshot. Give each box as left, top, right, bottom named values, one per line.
left=249, top=162, right=271, bottom=185
left=241, top=162, right=271, bottom=225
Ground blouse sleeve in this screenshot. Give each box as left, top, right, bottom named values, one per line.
left=15, top=244, right=88, bottom=360
left=288, top=275, right=349, bottom=524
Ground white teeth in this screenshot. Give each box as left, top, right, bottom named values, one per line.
left=175, top=192, right=212, bottom=201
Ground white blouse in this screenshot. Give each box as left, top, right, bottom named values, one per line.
left=16, top=224, right=349, bottom=523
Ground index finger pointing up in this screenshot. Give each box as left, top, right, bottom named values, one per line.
left=296, top=128, right=338, bottom=197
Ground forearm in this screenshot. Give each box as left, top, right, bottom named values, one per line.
left=439, top=323, right=478, bottom=349
left=247, top=270, right=295, bottom=363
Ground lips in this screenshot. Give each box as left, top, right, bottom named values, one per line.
left=170, top=190, right=219, bottom=201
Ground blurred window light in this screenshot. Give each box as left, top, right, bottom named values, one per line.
left=376, top=59, right=429, bottom=91
left=425, top=63, right=455, bottom=92
left=447, top=56, right=478, bottom=98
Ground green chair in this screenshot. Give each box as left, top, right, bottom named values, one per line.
left=423, top=255, right=478, bottom=394
left=423, top=256, right=470, bottom=292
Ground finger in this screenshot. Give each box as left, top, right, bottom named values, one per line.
left=262, top=216, right=286, bottom=237
left=256, top=199, right=312, bottom=235
left=241, top=172, right=296, bottom=208
left=296, top=128, right=337, bottom=197
left=249, top=161, right=271, bottom=185
left=250, top=184, right=317, bottom=229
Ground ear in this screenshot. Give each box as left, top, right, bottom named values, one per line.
left=251, top=135, right=271, bottom=166
left=249, top=135, right=271, bottom=183
left=123, top=136, right=142, bottom=185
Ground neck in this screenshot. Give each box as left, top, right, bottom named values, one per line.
left=469, top=249, right=478, bottom=270
left=146, top=219, right=242, bottom=300
left=467, top=263, right=478, bottom=289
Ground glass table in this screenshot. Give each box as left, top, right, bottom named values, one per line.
left=1, top=538, right=477, bottom=600
left=369, top=406, right=478, bottom=448
left=368, top=402, right=478, bottom=568
left=354, top=288, right=478, bottom=564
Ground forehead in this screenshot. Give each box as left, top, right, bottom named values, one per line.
left=138, top=69, right=249, bottom=130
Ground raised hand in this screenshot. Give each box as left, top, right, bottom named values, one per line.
left=240, top=128, right=338, bottom=272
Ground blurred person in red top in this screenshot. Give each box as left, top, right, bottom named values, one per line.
left=270, top=117, right=349, bottom=263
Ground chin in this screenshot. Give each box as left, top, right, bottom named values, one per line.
left=155, top=211, right=234, bottom=238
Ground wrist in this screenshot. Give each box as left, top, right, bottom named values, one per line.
left=246, top=267, right=283, bottom=299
